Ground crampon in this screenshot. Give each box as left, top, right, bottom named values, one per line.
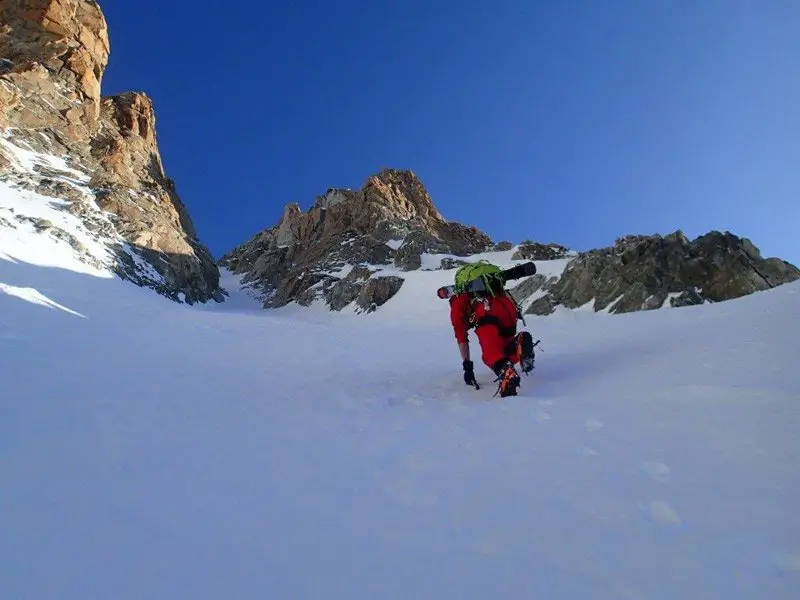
left=493, top=361, right=521, bottom=397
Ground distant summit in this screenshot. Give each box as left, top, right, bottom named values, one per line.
left=219, top=168, right=496, bottom=312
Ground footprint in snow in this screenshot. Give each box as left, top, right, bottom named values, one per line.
left=641, top=461, right=671, bottom=482
left=575, top=420, right=603, bottom=457
left=584, top=419, right=604, bottom=432
left=643, top=500, right=682, bottom=525
left=774, top=552, right=800, bottom=573
left=529, top=400, right=553, bottom=422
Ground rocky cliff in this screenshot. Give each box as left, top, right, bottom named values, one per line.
left=0, top=0, right=221, bottom=303
left=510, top=231, right=800, bottom=315
left=221, top=163, right=799, bottom=316
left=220, top=168, right=495, bottom=312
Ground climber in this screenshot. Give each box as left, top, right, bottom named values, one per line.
left=448, top=260, right=537, bottom=397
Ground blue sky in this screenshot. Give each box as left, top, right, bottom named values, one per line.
left=100, top=0, right=799, bottom=264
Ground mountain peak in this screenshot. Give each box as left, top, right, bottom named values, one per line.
left=362, top=168, right=445, bottom=223
left=219, top=168, right=493, bottom=311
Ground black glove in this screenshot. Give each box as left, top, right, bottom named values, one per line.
left=463, top=359, right=478, bottom=387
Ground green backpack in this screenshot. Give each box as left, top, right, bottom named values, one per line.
left=454, top=260, right=505, bottom=296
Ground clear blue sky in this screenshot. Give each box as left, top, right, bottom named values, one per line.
left=100, top=0, right=799, bottom=264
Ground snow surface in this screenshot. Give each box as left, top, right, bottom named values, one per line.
left=0, top=134, right=168, bottom=290
left=1, top=130, right=89, bottom=182
left=385, top=238, right=404, bottom=250
left=0, top=179, right=114, bottom=275
left=2, top=190, right=800, bottom=599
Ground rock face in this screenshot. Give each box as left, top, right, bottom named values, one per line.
left=511, top=241, right=570, bottom=261
left=220, top=169, right=493, bottom=310
left=513, top=231, right=800, bottom=315
left=0, top=0, right=221, bottom=303
left=0, top=0, right=109, bottom=137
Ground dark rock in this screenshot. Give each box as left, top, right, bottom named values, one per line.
left=527, top=295, right=557, bottom=316
left=517, top=230, right=800, bottom=315
left=511, top=274, right=560, bottom=314
left=32, top=218, right=53, bottom=232
left=393, top=230, right=452, bottom=271
left=670, top=288, right=704, bottom=308
left=512, top=242, right=570, bottom=261
left=325, top=266, right=374, bottom=311
left=340, top=236, right=394, bottom=266
left=294, top=275, right=337, bottom=307
left=356, top=276, right=404, bottom=314
left=439, top=257, right=470, bottom=270
left=394, top=235, right=425, bottom=271
left=34, top=178, right=87, bottom=203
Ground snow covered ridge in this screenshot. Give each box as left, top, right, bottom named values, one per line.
left=220, top=228, right=800, bottom=317
left=218, top=170, right=799, bottom=316
left=0, top=132, right=166, bottom=287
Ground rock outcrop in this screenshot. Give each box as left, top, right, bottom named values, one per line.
left=0, top=0, right=221, bottom=303
left=511, top=241, right=570, bottom=261
left=0, top=0, right=109, bottom=137
left=512, top=231, right=800, bottom=315
left=220, top=169, right=493, bottom=310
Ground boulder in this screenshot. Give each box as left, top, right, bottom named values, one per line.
left=356, top=276, right=404, bottom=314
left=325, top=266, right=374, bottom=311
left=511, top=242, right=570, bottom=261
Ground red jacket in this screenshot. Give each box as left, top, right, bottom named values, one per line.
left=449, top=292, right=519, bottom=343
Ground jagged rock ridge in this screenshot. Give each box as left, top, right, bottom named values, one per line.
left=0, top=0, right=221, bottom=303
left=220, top=168, right=495, bottom=311
left=510, top=231, right=800, bottom=315
left=221, top=167, right=799, bottom=316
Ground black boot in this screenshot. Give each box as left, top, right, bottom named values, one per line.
left=515, top=331, right=536, bottom=373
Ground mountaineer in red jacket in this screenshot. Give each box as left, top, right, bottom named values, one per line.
left=446, top=261, right=537, bottom=397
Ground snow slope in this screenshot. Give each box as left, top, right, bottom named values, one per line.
left=0, top=133, right=171, bottom=294
left=2, top=199, right=799, bottom=599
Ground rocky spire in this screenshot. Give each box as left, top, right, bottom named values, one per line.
left=220, top=169, right=494, bottom=311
